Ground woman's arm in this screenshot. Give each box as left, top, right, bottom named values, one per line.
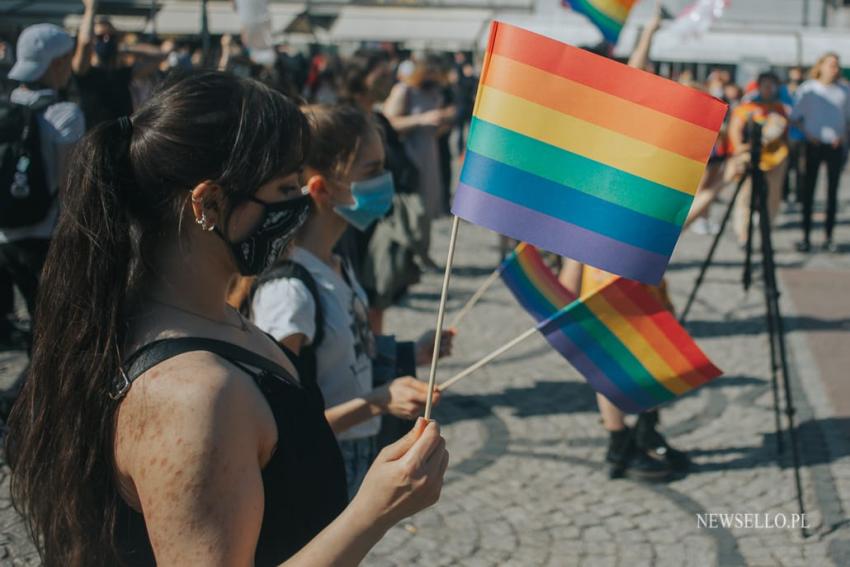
left=117, top=353, right=447, bottom=567
left=72, top=0, right=97, bottom=75
left=383, top=84, right=443, bottom=134
left=324, top=378, right=437, bottom=434
left=627, top=2, right=662, bottom=71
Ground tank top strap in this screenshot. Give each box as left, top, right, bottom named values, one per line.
left=112, top=337, right=300, bottom=399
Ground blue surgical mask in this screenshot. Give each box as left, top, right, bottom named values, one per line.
left=334, top=171, right=395, bottom=231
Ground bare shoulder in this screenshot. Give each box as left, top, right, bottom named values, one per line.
left=114, top=350, right=276, bottom=506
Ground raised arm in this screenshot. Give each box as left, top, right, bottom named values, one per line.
left=72, top=0, right=97, bottom=75
left=383, top=83, right=443, bottom=134
left=627, top=1, right=662, bottom=70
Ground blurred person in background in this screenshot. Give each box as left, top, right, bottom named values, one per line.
left=1, top=24, right=84, bottom=355
left=727, top=72, right=789, bottom=246
left=336, top=50, right=432, bottom=335
left=785, top=66, right=808, bottom=204
left=452, top=52, right=478, bottom=156
left=72, top=0, right=164, bottom=129
left=787, top=66, right=805, bottom=96
left=723, top=83, right=744, bottom=108
left=437, top=55, right=456, bottom=215
left=792, top=52, right=850, bottom=253
left=384, top=56, right=455, bottom=220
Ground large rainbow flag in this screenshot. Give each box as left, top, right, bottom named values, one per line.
left=562, top=0, right=637, bottom=44
left=499, top=243, right=576, bottom=322
left=537, top=277, right=722, bottom=413
left=452, top=22, right=728, bottom=284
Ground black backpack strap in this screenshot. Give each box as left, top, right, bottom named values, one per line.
left=254, top=260, right=325, bottom=348
left=111, top=337, right=299, bottom=400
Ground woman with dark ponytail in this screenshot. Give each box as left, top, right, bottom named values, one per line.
left=5, top=71, right=448, bottom=566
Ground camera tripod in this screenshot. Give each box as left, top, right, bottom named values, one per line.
left=678, top=119, right=807, bottom=537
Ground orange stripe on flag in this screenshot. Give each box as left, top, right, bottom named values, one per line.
left=484, top=54, right=718, bottom=163
left=600, top=281, right=709, bottom=388
left=488, top=21, right=727, bottom=132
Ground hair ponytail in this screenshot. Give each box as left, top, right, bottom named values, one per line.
left=5, top=71, right=311, bottom=566
left=6, top=118, right=135, bottom=565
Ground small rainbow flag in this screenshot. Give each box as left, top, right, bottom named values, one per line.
left=563, top=0, right=637, bottom=44
left=538, top=277, right=722, bottom=413
left=452, top=22, right=728, bottom=284
left=500, top=243, right=576, bottom=322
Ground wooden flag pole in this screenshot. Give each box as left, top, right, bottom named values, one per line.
left=439, top=324, right=539, bottom=392
left=424, top=216, right=461, bottom=420
left=448, top=266, right=502, bottom=329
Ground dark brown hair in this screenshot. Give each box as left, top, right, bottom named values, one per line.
left=5, top=70, right=310, bottom=566
left=302, top=104, right=380, bottom=178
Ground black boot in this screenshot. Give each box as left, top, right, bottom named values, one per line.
left=605, top=427, right=671, bottom=481
left=635, top=411, right=691, bottom=472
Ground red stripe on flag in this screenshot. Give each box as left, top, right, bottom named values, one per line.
left=487, top=21, right=727, bottom=132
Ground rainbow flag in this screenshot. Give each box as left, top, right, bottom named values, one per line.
left=563, top=0, right=637, bottom=44
left=452, top=22, right=728, bottom=284
left=537, top=277, right=722, bottom=413
left=499, top=243, right=576, bottom=322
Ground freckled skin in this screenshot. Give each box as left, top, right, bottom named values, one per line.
left=113, top=350, right=279, bottom=563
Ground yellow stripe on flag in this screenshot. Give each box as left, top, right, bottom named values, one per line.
left=584, top=293, right=692, bottom=396
left=474, top=85, right=707, bottom=195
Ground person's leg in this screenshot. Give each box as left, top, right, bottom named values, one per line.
left=598, top=395, right=670, bottom=480
left=733, top=174, right=753, bottom=245
left=823, top=145, right=844, bottom=247
left=634, top=410, right=690, bottom=472
left=798, top=143, right=823, bottom=250
left=765, top=158, right=789, bottom=226
left=684, top=161, right=726, bottom=233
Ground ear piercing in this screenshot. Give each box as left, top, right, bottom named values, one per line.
left=196, top=212, right=215, bottom=232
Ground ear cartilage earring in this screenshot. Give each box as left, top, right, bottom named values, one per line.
left=196, top=212, right=215, bottom=231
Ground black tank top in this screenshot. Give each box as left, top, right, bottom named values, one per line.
left=114, top=337, right=348, bottom=566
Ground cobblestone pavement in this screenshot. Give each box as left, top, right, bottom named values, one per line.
left=1, top=180, right=849, bottom=566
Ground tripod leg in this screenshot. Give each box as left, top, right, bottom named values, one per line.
left=679, top=173, right=749, bottom=324
left=754, top=166, right=807, bottom=537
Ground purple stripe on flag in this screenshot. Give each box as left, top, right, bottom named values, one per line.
left=545, top=329, right=644, bottom=413
left=452, top=183, right=668, bottom=284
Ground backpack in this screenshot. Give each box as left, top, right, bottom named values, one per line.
left=0, top=100, right=52, bottom=228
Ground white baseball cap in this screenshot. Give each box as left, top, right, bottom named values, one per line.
left=8, top=24, right=74, bottom=83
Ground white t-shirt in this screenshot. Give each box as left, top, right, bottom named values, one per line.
left=791, top=80, right=850, bottom=144
left=252, top=247, right=379, bottom=440
left=0, top=87, right=85, bottom=243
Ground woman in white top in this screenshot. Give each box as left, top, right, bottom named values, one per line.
left=791, top=52, right=850, bottom=252
left=250, top=104, right=454, bottom=497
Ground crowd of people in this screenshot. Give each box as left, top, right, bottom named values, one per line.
left=680, top=52, right=850, bottom=255
left=0, top=0, right=847, bottom=564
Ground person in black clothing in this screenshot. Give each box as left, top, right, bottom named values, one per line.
left=71, top=0, right=163, bottom=129
left=5, top=71, right=448, bottom=567
left=451, top=52, right=477, bottom=156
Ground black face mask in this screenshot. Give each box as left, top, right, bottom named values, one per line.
left=95, top=37, right=117, bottom=62
left=217, top=194, right=311, bottom=276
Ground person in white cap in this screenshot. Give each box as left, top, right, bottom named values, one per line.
left=0, top=23, right=84, bottom=354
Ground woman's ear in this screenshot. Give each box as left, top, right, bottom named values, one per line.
left=306, top=175, right=332, bottom=208
left=189, top=181, right=224, bottom=229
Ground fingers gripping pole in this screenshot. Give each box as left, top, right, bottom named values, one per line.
left=424, top=216, right=461, bottom=420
